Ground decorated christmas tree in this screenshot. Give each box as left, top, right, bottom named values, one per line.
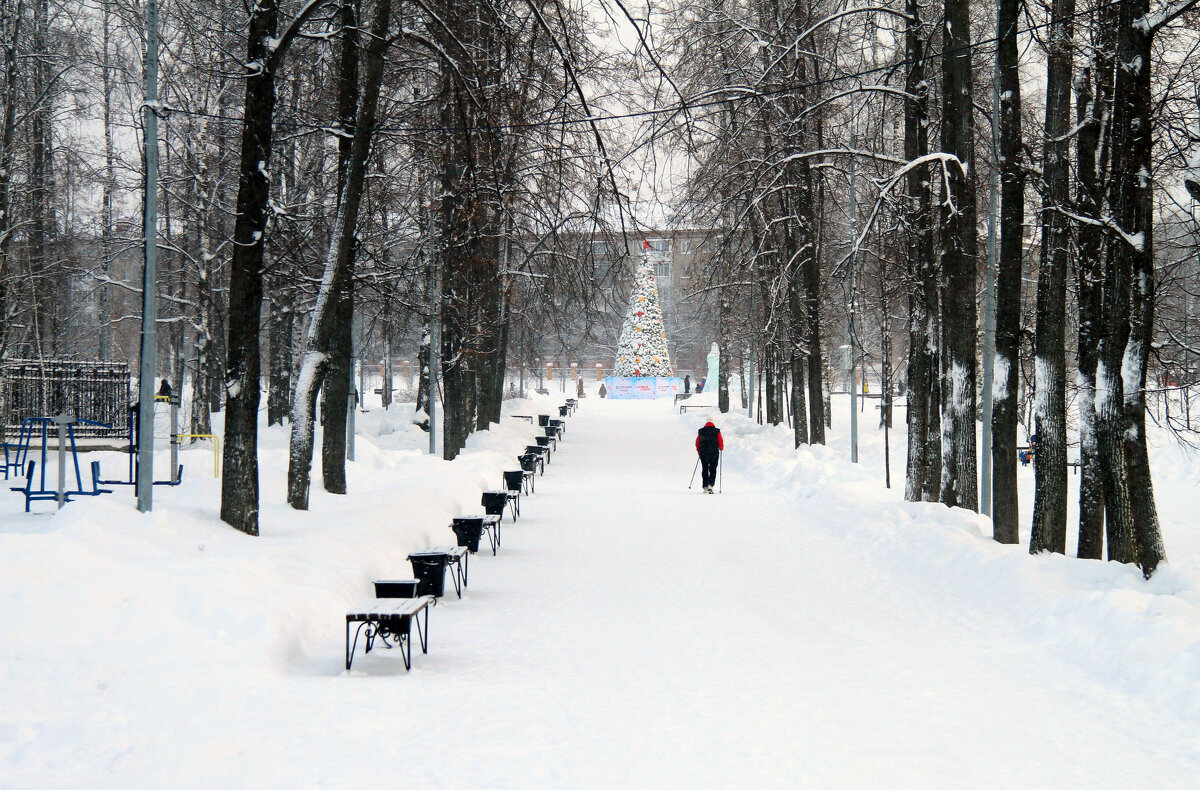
left=615, top=252, right=673, bottom=376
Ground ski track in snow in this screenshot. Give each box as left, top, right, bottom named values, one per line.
left=2, top=396, right=1200, bottom=787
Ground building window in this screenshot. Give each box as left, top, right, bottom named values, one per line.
left=680, top=264, right=691, bottom=279
left=680, top=238, right=692, bottom=254
left=655, top=260, right=670, bottom=279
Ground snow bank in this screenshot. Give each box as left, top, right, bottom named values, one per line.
left=0, top=394, right=564, bottom=781
left=689, top=405, right=1200, bottom=725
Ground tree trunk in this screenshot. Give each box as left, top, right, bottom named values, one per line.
left=718, top=296, right=731, bottom=413
left=320, top=0, right=361, bottom=496
left=0, top=1, right=19, bottom=360
left=903, top=0, right=938, bottom=502
left=1029, top=0, right=1074, bottom=555
left=1074, top=13, right=1113, bottom=558
left=267, top=293, right=293, bottom=427
left=221, top=2, right=283, bottom=535
left=938, top=0, right=979, bottom=511
left=1108, top=0, right=1165, bottom=575
left=990, top=0, right=1023, bottom=543
left=802, top=115, right=826, bottom=442
left=287, top=0, right=391, bottom=509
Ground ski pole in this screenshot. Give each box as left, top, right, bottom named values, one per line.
left=719, top=453, right=723, bottom=493
left=688, top=456, right=699, bottom=489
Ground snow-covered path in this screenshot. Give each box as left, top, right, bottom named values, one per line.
left=323, top=399, right=1197, bottom=787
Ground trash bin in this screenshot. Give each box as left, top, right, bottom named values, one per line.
left=408, top=553, right=449, bottom=597
left=535, top=435, right=551, bottom=447
left=543, top=425, right=558, bottom=439
left=518, top=454, right=538, bottom=473
left=451, top=518, right=485, bottom=553
left=374, top=580, right=420, bottom=598
left=503, top=470, right=523, bottom=492
left=558, top=405, right=568, bottom=417
left=538, top=414, right=550, bottom=426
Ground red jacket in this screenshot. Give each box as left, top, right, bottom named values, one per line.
left=696, top=422, right=724, bottom=453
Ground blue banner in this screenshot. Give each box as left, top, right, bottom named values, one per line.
left=604, top=377, right=681, bottom=399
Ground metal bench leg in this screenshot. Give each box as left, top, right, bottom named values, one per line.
left=416, top=606, right=429, bottom=654
left=347, top=620, right=372, bottom=670
left=402, top=624, right=413, bottom=670
left=450, top=560, right=462, bottom=598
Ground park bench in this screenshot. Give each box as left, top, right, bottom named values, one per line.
left=482, top=489, right=518, bottom=522
left=564, top=398, right=578, bottom=415
left=510, top=414, right=534, bottom=423
left=452, top=515, right=501, bottom=556
left=503, top=468, right=529, bottom=501
left=411, top=545, right=469, bottom=597
left=523, top=445, right=548, bottom=474
left=679, top=403, right=708, bottom=415
left=345, top=595, right=434, bottom=671
left=408, top=546, right=471, bottom=598
left=517, top=454, right=540, bottom=489
left=674, top=393, right=692, bottom=405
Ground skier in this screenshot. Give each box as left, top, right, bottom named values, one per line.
left=695, top=420, right=723, bottom=494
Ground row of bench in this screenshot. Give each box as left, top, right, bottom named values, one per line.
left=345, top=398, right=578, bottom=671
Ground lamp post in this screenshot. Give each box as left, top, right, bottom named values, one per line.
left=136, top=0, right=160, bottom=512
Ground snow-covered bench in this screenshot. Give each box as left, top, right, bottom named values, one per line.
left=523, top=445, right=548, bottom=474
left=517, top=454, right=539, bottom=489
left=452, top=515, right=501, bottom=556
left=679, top=404, right=707, bottom=415
left=345, top=595, right=434, bottom=671
left=409, top=546, right=471, bottom=597
left=483, top=489, right=518, bottom=523
left=417, top=545, right=469, bottom=596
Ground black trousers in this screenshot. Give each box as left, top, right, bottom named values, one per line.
left=700, top=453, right=719, bottom=488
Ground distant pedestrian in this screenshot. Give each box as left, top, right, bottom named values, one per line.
left=684, top=374, right=691, bottom=394
left=599, top=382, right=607, bottom=398
left=697, top=377, right=706, bottom=394
left=695, top=420, right=723, bottom=494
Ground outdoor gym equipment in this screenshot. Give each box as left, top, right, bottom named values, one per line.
left=95, top=395, right=183, bottom=488
left=7, top=415, right=114, bottom=511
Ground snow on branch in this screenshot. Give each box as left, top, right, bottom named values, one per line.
left=838, top=152, right=967, bottom=269
left=1139, top=0, right=1200, bottom=35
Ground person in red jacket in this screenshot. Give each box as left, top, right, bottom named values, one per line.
left=695, top=421, right=724, bottom=493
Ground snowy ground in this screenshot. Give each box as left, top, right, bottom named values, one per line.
left=2, top=390, right=1200, bottom=787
